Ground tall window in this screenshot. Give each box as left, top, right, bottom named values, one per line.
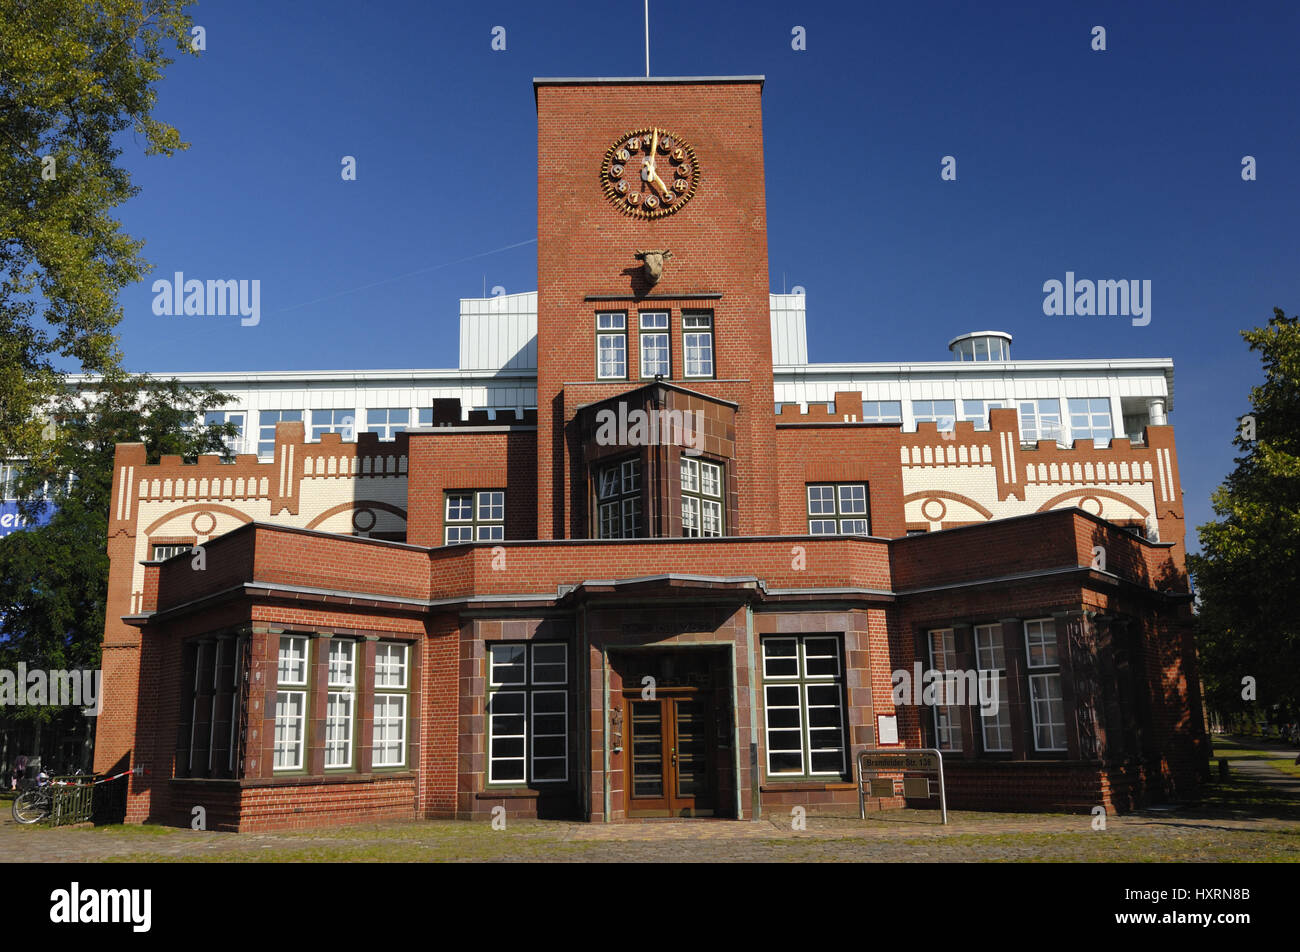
left=177, top=636, right=244, bottom=779
left=1068, top=397, right=1113, bottom=444
left=1019, top=399, right=1063, bottom=443
left=639, top=312, right=670, bottom=377
left=681, top=457, right=724, bottom=537
left=1025, top=618, right=1066, bottom=751
left=806, top=483, right=869, bottom=535
left=596, top=312, right=627, bottom=379
left=258, top=410, right=302, bottom=457
left=310, top=409, right=356, bottom=441
left=367, top=408, right=410, bottom=440
left=761, top=636, right=847, bottom=777
left=960, top=400, right=1005, bottom=431
left=274, top=635, right=309, bottom=771
left=325, top=639, right=356, bottom=769
left=596, top=458, right=642, bottom=539
left=487, top=642, right=568, bottom=784
left=444, top=490, right=505, bottom=543
left=912, top=399, right=956, bottom=432
left=373, top=643, right=408, bottom=768
left=683, top=312, right=714, bottom=378
left=974, top=624, right=1012, bottom=752
left=928, top=629, right=962, bottom=752
left=203, top=410, right=246, bottom=453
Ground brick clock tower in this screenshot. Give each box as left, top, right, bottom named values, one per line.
left=534, top=77, right=779, bottom=539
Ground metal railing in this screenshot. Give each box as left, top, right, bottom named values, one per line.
left=857, top=747, right=948, bottom=824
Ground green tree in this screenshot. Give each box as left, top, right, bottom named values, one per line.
left=0, top=373, right=233, bottom=768
left=1191, top=308, right=1300, bottom=731
left=0, top=0, right=196, bottom=463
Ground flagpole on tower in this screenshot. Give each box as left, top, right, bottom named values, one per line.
left=644, top=0, right=650, bottom=77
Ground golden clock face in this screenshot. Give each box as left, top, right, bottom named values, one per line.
left=600, top=127, right=699, bottom=219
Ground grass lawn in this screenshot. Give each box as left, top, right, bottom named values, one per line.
left=1211, top=734, right=1300, bottom=778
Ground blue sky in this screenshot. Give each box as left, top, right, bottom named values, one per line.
left=108, top=0, right=1300, bottom=550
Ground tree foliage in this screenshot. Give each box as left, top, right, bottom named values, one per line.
left=0, top=373, right=234, bottom=728
left=1191, top=308, right=1300, bottom=727
left=0, top=0, right=196, bottom=461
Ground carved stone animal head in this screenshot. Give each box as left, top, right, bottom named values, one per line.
left=633, top=249, right=673, bottom=286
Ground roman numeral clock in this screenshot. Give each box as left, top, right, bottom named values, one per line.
left=601, top=127, right=699, bottom=218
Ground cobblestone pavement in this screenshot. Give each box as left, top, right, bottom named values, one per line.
left=4, top=753, right=1296, bottom=863
left=2, top=803, right=1296, bottom=863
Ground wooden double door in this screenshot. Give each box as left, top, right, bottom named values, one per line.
left=625, top=689, right=715, bottom=817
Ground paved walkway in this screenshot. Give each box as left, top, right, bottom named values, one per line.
left=3, top=748, right=1295, bottom=862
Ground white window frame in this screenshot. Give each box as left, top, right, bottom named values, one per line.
left=974, top=623, right=1012, bottom=753
left=487, top=643, right=568, bottom=784
left=1068, top=397, right=1113, bottom=445
left=860, top=401, right=903, bottom=423
left=310, top=409, right=356, bottom=442
left=681, top=458, right=724, bottom=537
left=683, top=312, right=714, bottom=378
left=325, top=639, right=355, bottom=769
left=366, top=407, right=412, bottom=441
left=761, top=636, right=847, bottom=777
left=928, top=628, right=962, bottom=752
left=1019, top=399, right=1064, bottom=444
left=639, top=311, right=670, bottom=378
left=912, top=399, right=956, bottom=432
left=1024, top=618, right=1067, bottom=752
left=596, top=312, right=627, bottom=380
left=372, top=642, right=409, bottom=768
left=258, top=409, right=303, bottom=458
left=273, top=635, right=309, bottom=771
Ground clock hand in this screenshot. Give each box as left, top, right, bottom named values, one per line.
left=650, top=168, right=674, bottom=198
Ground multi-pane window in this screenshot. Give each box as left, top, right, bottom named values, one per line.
left=928, top=629, right=962, bottom=752
left=912, top=399, right=956, bottom=432
left=151, top=543, right=191, bottom=561
left=444, top=490, right=505, bottom=543
left=487, top=643, right=568, bottom=784
left=310, top=409, right=356, bottom=441
left=683, top=312, right=714, bottom=378
left=960, top=399, right=1006, bottom=431
left=860, top=401, right=903, bottom=423
left=1019, top=399, right=1064, bottom=443
left=639, top=312, right=670, bottom=378
left=1068, top=397, right=1113, bottom=444
left=806, top=483, right=869, bottom=535
left=596, top=458, right=642, bottom=539
left=325, top=639, right=355, bottom=769
left=203, top=410, right=246, bottom=453
left=258, top=410, right=303, bottom=457
left=596, top=312, right=627, bottom=379
left=681, top=457, right=724, bottom=537
left=761, top=636, right=847, bottom=777
left=373, top=643, right=408, bottom=768
left=974, top=624, right=1012, bottom=752
left=1025, top=618, right=1066, bottom=751
left=274, top=636, right=309, bottom=770
left=366, top=408, right=410, bottom=441
left=176, top=636, right=244, bottom=779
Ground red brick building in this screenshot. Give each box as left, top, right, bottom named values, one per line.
left=94, top=77, right=1208, bottom=831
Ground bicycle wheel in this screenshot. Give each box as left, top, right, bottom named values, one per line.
left=11, top=791, right=48, bottom=824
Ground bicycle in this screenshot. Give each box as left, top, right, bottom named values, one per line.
left=11, top=771, right=54, bottom=825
